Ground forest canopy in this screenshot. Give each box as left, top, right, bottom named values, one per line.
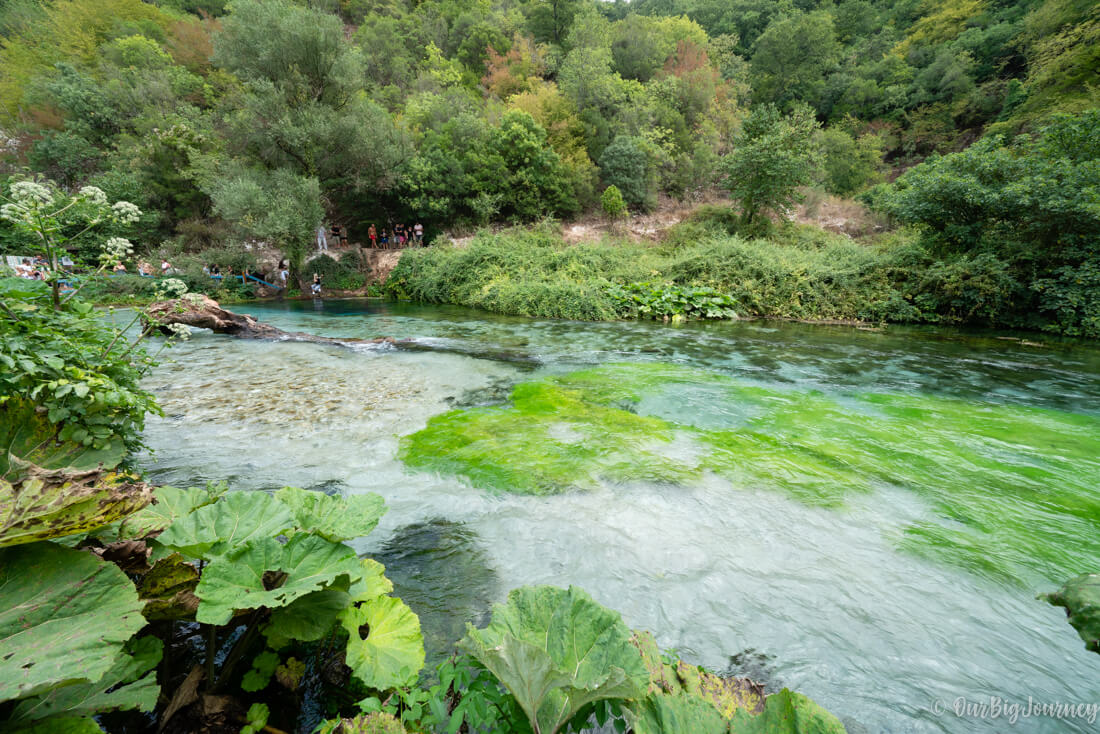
left=1, top=0, right=1094, bottom=238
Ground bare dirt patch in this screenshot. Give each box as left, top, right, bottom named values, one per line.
left=438, top=190, right=887, bottom=248
left=793, top=191, right=888, bottom=238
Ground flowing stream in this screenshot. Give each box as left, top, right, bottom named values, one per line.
left=139, top=299, right=1100, bottom=733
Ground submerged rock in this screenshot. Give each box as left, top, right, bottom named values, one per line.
left=373, top=519, right=497, bottom=666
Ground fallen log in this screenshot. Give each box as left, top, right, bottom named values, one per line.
left=142, top=295, right=539, bottom=364
left=142, top=295, right=395, bottom=347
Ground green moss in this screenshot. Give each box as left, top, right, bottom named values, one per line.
left=402, top=363, right=1100, bottom=586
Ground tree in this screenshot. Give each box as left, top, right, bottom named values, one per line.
left=213, top=0, right=360, bottom=107
left=601, top=184, right=627, bottom=220
left=525, top=0, right=583, bottom=46
left=214, top=0, right=409, bottom=214
left=598, top=136, right=657, bottom=211
left=749, top=11, right=841, bottom=111
left=205, top=166, right=323, bottom=286
left=868, top=110, right=1100, bottom=336
left=493, top=111, right=579, bottom=219
left=817, top=126, right=883, bottom=195
left=720, top=104, right=821, bottom=233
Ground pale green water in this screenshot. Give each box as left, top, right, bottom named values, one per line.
left=139, top=299, right=1100, bottom=733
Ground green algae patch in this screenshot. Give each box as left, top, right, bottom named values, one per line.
left=401, top=362, right=1100, bottom=586
left=399, top=377, right=699, bottom=495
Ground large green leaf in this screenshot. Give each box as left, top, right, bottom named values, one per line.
left=158, top=491, right=294, bottom=560
left=348, top=557, right=394, bottom=602
left=8, top=636, right=162, bottom=725
left=194, top=533, right=363, bottom=625
left=462, top=633, right=572, bottom=730
left=631, top=692, right=729, bottom=734
left=341, top=594, right=426, bottom=691
left=1042, top=573, right=1100, bottom=654
left=138, top=553, right=200, bottom=621
left=0, top=542, right=147, bottom=702
left=266, top=589, right=351, bottom=645
left=0, top=402, right=124, bottom=480
left=275, top=486, right=387, bottom=542
left=460, top=585, right=649, bottom=734
left=0, top=470, right=153, bottom=548
left=113, top=483, right=227, bottom=541
left=728, top=689, right=847, bottom=734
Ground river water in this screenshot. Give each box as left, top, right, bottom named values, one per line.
left=139, top=299, right=1100, bottom=733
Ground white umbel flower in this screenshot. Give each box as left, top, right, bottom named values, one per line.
left=102, top=237, right=134, bottom=262
left=10, top=180, right=53, bottom=206
left=165, top=322, right=192, bottom=340
left=0, top=203, right=23, bottom=222
left=156, top=278, right=189, bottom=299
left=78, top=186, right=108, bottom=205
left=111, top=201, right=142, bottom=224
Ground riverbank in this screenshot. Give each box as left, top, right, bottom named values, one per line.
left=383, top=212, right=914, bottom=325
left=71, top=205, right=1088, bottom=337
left=380, top=209, right=1092, bottom=337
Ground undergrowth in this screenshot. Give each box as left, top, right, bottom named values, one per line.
left=385, top=217, right=940, bottom=324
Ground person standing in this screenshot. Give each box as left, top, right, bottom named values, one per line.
left=338, top=225, right=349, bottom=249
left=317, top=225, right=328, bottom=252
left=368, top=224, right=377, bottom=248
left=414, top=222, right=424, bottom=245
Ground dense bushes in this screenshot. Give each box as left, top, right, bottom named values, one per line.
left=663, top=236, right=897, bottom=321
left=868, top=111, right=1100, bottom=337
left=304, top=254, right=366, bottom=291
left=386, top=204, right=1099, bottom=335
left=386, top=221, right=901, bottom=323
left=385, top=227, right=638, bottom=320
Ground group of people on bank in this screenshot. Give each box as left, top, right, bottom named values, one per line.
left=12, top=255, right=51, bottom=280
left=316, top=221, right=424, bottom=252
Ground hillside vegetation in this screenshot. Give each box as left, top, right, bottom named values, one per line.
left=0, top=0, right=1096, bottom=333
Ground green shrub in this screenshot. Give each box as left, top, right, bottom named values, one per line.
left=385, top=225, right=658, bottom=320
left=598, top=136, right=657, bottom=211
left=867, top=110, right=1100, bottom=336
left=663, top=233, right=897, bottom=320
left=385, top=217, right=1095, bottom=334
left=305, top=253, right=366, bottom=290
left=817, top=126, right=884, bottom=195
left=386, top=223, right=909, bottom=323
left=0, top=277, right=161, bottom=457
left=600, top=185, right=627, bottom=220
